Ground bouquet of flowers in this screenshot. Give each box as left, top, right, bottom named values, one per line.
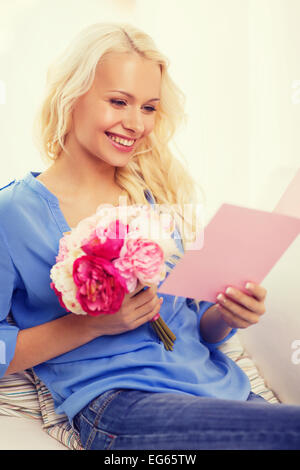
left=50, top=202, right=182, bottom=350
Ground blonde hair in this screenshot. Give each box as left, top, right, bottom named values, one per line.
left=33, top=22, right=206, bottom=312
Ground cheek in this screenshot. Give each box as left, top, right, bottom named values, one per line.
left=72, top=100, right=95, bottom=136
left=96, top=107, right=119, bottom=130
left=144, top=120, right=155, bottom=137
left=73, top=98, right=112, bottom=127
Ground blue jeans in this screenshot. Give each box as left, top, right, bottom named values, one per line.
left=72, top=389, right=300, bottom=450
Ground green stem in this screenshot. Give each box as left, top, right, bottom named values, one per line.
left=151, top=321, right=173, bottom=351
left=156, top=317, right=176, bottom=342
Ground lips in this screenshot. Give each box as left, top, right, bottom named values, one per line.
left=105, top=131, right=136, bottom=141
left=105, top=131, right=136, bottom=152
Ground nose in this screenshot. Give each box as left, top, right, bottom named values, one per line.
left=122, top=107, right=145, bottom=136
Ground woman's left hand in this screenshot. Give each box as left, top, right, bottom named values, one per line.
left=215, top=282, right=267, bottom=329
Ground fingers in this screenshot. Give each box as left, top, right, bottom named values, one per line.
left=133, top=284, right=158, bottom=309
left=216, top=303, right=253, bottom=329
left=216, top=282, right=267, bottom=329
left=129, top=281, right=146, bottom=298
left=219, top=285, right=266, bottom=315
left=135, top=288, right=161, bottom=315
left=244, top=282, right=267, bottom=302
left=133, top=298, right=163, bottom=329
left=123, top=283, right=162, bottom=328
left=216, top=295, right=260, bottom=327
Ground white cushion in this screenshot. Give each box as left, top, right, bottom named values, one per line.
left=0, top=416, right=66, bottom=450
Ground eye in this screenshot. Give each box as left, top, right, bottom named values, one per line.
left=110, top=99, right=126, bottom=106
left=110, top=99, right=157, bottom=113
left=144, top=106, right=157, bottom=113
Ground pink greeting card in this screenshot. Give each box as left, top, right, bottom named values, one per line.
left=158, top=203, right=300, bottom=303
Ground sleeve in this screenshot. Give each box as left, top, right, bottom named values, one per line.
left=0, top=227, right=20, bottom=377
left=186, top=298, right=237, bottom=351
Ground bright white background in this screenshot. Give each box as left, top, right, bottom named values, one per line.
left=0, top=0, right=299, bottom=403
left=1, top=0, right=299, bottom=219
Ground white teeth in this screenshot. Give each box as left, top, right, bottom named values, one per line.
left=107, top=133, right=134, bottom=146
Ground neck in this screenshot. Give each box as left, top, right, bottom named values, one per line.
left=48, top=135, right=118, bottom=197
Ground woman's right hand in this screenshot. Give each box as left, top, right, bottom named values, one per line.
left=5, top=282, right=163, bottom=375
left=83, top=282, right=163, bottom=337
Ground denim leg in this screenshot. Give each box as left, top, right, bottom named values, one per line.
left=73, top=389, right=300, bottom=450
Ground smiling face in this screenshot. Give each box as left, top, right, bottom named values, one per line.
left=69, top=52, right=162, bottom=167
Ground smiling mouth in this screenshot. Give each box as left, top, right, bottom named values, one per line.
left=105, top=132, right=137, bottom=145
left=105, top=131, right=137, bottom=152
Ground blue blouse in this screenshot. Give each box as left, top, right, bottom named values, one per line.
left=0, top=171, right=250, bottom=424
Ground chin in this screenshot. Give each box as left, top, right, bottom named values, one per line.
left=113, top=158, right=132, bottom=167
left=101, top=154, right=132, bottom=167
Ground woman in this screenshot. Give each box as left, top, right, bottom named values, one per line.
left=0, top=22, right=299, bottom=450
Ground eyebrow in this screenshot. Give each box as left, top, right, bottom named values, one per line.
left=107, top=90, right=160, bottom=102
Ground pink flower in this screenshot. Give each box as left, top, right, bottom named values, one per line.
left=114, top=238, right=164, bottom=290
left=72, top=255, right=128, bottom=316
left=81, top=220, right=128, bottom=260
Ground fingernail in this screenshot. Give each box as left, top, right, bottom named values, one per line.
left=151, top=313, right=160, bottom=322
left=225, top=287, right=234, bottom=295
left=160, top=297, right=164, bottom=303
left=246, top=283, right=253, bottom=289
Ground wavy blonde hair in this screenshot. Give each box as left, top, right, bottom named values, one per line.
left=33, top=22, right=206, bottom=313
